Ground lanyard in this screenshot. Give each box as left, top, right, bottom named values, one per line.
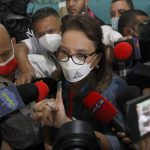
left=63, top=80, right=96, bottom=118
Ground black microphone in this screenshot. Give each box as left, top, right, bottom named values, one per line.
left=126, top=63, right=150, bottom=88
left=32, top=77, right=57, bottom=97
left=17, top=77, right=57, bottom=104
left=116, top=86, right=141, bottom=117
left=0, top=77, right=57, bottom=121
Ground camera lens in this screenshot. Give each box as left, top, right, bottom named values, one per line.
left=53, top=120, right=101, bottom=150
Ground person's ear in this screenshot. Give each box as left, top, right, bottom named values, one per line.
left=11, top=37, right=16, bottom=46
left=91, top=53, right=102, bottom=68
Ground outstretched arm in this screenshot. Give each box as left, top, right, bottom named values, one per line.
left=14, top=42, right=35, bottom=85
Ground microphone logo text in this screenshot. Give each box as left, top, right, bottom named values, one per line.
left=92, top=98, right=105, bottom=113
left=0, top=89, right=18, bottom=110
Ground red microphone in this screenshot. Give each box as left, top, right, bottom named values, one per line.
left=83, top=91, right=126, bottom=132
left=114, top=41, right=133, bottom=61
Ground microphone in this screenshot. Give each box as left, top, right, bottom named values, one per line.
left=16, top=82, right=48, bottom=105
left=83, top=91, right=126, bottom=132
left=126, top=63, right=150, bottom=88
left=114, top=41, right=133, bottom=61
left=17, top=77, right=57, bottom=104
left=114, top=38, right=150, bottom=63
left=139, top=39, right=150, bottom=62
left=116, top=86, right=141, bottom=117
left=0, top=77, right=57, bottom=120
left=114, top=38, right=141, bottom=62
left=113, top=39, right=141, bottom=78
left=33, top=77, right=57, bottom=97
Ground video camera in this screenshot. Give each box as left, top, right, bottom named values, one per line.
left=0, top=0, right=31, bottom=42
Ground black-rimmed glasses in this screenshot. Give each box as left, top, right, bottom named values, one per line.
left=55, top=49, right=97, bottom=65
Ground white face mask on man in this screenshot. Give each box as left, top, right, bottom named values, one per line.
left=60, top=56, right=97, bottom=83
left=39, top=34, right=61, bottom=52
left=111, top=16, right=120, bottom=31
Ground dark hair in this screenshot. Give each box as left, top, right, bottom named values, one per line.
left=118, top=10, right=148, bottom=36
left=139, top=19, right=150, bottom=40
left=61, top=14, right=110, bottom=85
left=61, top=14, right=105, bottom=27
left=61, top=14, right=104, bottom=53
left=95, top=16, right=106, bottom=26
left=32, top=7, right=60, bottom=28
left=111, top=0, right=134, bottom=10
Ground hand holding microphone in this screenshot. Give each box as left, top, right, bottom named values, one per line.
left=32, top=81, right=71, bottom=128
left=0, top=77, right=57, bottom=123
left=83, top=91, right=127, bottom=132
left=32, top=98, right=58, bottom=126
left=83, top=91, right=138, bottom=150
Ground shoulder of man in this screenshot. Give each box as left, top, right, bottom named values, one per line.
left=21, top=37, right=46, bottom=54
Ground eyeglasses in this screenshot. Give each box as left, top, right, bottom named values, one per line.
left=55, top=48, right=97, bottom=65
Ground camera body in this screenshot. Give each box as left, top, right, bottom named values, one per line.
left=0, top=0, right=30, bottom=42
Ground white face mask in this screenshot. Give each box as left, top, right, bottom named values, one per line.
left=111, top=17, right=120, bottom=31
left=60, top=56, right=97, bottom=83
left=39, top=34, right=61, bottom=53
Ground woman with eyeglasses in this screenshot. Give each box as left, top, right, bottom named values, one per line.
left=32, top=15, right=128, bottom=150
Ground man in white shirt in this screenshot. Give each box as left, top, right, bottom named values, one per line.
left=15, top=7, right=61, bottom=85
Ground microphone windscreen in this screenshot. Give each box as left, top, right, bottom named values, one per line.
left=34, top=81, right=49, bottom=101
left=16, top=83, right=39, bottom=105
left=33, top=77, right=57, bottom=96
left=114, top=42, right=133, bottom=60
left=83, top=91, right=117, bottom=124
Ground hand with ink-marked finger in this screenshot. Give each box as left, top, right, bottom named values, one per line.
left=51, top=81, right=72, bottom=128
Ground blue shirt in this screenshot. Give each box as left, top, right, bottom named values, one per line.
left=62, top=74, right=128, bottom=150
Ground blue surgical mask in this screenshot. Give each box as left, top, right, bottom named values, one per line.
left=111, top=17, right=120, bottom=31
